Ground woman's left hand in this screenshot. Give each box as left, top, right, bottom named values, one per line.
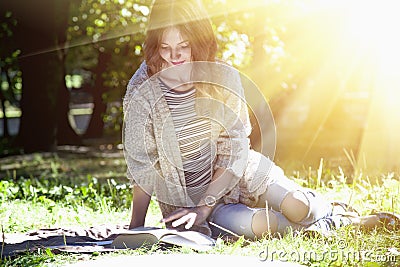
left=161, top=205, right=213, bottom=229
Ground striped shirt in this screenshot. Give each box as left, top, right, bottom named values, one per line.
left=159, top=78, right=212, bottom=203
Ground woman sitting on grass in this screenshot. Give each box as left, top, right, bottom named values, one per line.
left=123, top=0, right=399, bottom=240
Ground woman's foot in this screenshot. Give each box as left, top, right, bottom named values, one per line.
left=349, top=214, right=380, bottom=229
left=330, top=202, right=399, bottom=231
left=370, top=212, right=400, bottom=231
left=349, top=212, right=399, bottom=231
left=303, top=211, right=399, bottom=237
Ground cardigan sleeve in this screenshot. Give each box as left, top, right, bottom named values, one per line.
left=123, top=61, right=161, bottom=188
left=123, top=95, right=160, bottom=189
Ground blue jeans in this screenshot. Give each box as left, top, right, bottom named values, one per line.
left=207, top=164, right=338, bottom=239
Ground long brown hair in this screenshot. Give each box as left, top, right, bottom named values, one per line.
left=144, top=0, right=218, bottom=76
left=144, top=0, right=226, bottom=120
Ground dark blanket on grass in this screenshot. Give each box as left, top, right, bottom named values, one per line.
left=1, top=225, right=131, bottom=257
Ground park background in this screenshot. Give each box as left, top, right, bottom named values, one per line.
left=0, top=1, right=400, bottom=266
left=1, top=0, right=399, bottom=175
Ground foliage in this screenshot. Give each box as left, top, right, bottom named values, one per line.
left=0, top=152, right=131, bottom=211
left=64, top=0, right=290, bottom=138
left=0, top=175, right=131, bottom=211
left=0, top=11, right=21, bottom=111
left=0, top=0, right=292, bottom=147
left=66, top=0, right=152, bottom=138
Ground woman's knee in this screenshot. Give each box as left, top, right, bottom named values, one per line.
left=251, top=210, right=278, bottom=238
left=280, top=191, right=310, bottom=223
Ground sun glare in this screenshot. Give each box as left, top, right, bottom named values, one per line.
left=340, top=0, right=400, bottom=172
left=346, top=0, right=400, bottom=77
left=261, top=0, right=400, bottom=172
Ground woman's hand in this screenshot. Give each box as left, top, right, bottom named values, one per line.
left=161, top=205, right=213, bottom=229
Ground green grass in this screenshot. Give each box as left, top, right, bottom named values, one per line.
left=0, top=152, right=399, bottom=266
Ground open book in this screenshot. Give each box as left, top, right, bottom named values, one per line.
left=111, top=226, right=216, bottom=252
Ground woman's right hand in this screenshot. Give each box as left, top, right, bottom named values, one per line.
left=161, top=205, right=213, bottom=230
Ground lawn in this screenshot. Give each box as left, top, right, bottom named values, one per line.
left=0, top=147, right=399, bottom=266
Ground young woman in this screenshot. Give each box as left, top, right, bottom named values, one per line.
left=123, top=0, right=398, bottom=240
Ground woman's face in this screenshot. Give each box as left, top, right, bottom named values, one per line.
left=159, top=27, right=192, bottom=69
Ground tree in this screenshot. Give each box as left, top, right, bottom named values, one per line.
left=81, top=43, right=111, bottom=139
left=2, top=0, right=71, bottom=153
left=67, top=0, right=151, bottom=140
left=56, top=3, right=82, bottom=146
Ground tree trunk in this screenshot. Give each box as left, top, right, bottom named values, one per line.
left=82, top=50, right=111, bottom=139
left=7, top=0, right=70, bottom=153
left=56, top=58, right=82, bottom=145
left=55, top=0, right=81, bottom=145
left=0, top=98, right=9, bottom=138
left=18, top=52, right=60, bottom=152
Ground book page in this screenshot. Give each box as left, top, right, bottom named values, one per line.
left=111, top=227, right=215, bottom=250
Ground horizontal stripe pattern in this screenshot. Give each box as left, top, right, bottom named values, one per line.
left=159, top=79, right=213, bottom=203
